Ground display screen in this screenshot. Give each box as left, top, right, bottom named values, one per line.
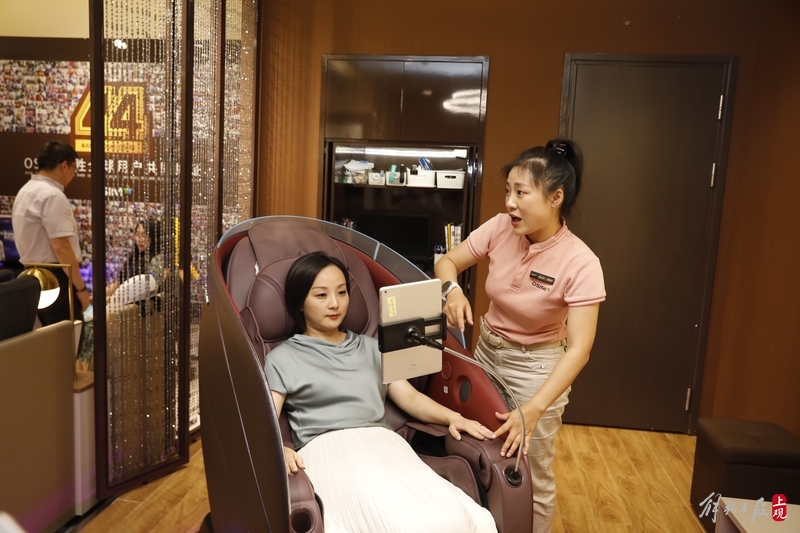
left=356, top=212, right=431, bottom=261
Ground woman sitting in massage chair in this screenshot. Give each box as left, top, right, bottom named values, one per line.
left=265, top=251, right=499, bottom=533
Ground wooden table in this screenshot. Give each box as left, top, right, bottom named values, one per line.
left=716, top=497, right=799, bottom=532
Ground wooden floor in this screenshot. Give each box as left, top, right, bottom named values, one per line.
left=74, top=425, right=705, bottom=533
left=75, top=439, right=209, bottom=533
left=550, top=425, right=704, bottom=533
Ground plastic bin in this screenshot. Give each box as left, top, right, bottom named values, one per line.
left=407, top=169, right=436, bottom=188
left=343, top=169, right=367, bottom=184
left=368, top=172, right=385, bottom=185
left=436, top=170, right=465, bottom=189
left=386, top=169, right=405, bottom=186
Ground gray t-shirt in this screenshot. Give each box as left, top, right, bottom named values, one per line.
left=265, top=330, right=390, bottom=449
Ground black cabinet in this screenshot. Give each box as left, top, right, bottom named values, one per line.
left=322, top=55, right=488, bottom=144
left=402, top=61, right=484, bottom=143
left=324, top=60, right=403, bottom=140
left=319, top=55, right=488, bottom=298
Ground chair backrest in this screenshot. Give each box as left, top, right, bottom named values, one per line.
left=0, top=275, right=40, bottom=342
left=225, top=218, right=381, bottom=365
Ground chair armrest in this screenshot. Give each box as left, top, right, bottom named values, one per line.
left=406, top=422, right=527, bottom=491
left=288, top=469, right=324, bottom=533
left=418, top=454, right=481, bottom=504
left=279, top=414, right=323, bottom=531
left=279, top=413, right=294, bottom=449
left=446, top=432, right=533, bottom=533
left=288, top=469, right=318, bottom=505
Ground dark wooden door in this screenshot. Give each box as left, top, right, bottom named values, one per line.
left=559, top=55, right=736, bottom=433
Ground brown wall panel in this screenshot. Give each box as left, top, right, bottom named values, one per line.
left=699, top=0, right=800, bottom=440
left=257, top=0, right=800, bottom=438
left=256, top=1, right=333, bottom=217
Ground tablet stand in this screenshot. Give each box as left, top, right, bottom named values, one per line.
left=378, top=315, right=526, bottom=486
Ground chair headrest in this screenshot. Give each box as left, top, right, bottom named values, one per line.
left=225, top=219, right=379, bottom=350
left=0, top=269, right=15, bottom=283
left=0, top=275, right=40, bottom=342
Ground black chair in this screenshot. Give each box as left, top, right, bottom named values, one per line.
left=0, top=274, right=40, bottom=342
left=0, top=269, right=14, bottom=283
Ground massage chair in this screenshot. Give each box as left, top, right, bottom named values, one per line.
left=198, top=216, right=533, bottom=533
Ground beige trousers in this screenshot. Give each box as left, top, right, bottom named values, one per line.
left=474, top=320, right=570, bottom=533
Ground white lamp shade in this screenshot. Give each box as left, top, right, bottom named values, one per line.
left=19, top=266, right=62, bottom=310
left=38, top=287, right=61, bottom=309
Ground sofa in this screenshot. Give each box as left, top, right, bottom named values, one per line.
left=0, top=320, right=76, bottom=533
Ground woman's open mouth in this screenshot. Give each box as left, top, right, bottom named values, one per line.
left=509, top=215, right=521, bottom=226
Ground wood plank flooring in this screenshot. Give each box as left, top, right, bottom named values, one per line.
left=551, top=425, right=704, bottom=533
left=73, top=425, right=706, bottom=532
left=75, top=439, right=209, bottom=533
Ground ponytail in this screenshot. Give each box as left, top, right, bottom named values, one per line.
left=502, top=138, right=584, bottom=218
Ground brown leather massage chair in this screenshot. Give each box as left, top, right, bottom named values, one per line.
left=198, top=216, right=533, bottom=533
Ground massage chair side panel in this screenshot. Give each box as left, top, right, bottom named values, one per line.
left=430, top=323, right=534, bottom=533
left=199, top=230, right=292, bottom=533
left=444, top=429, right=533, bottom=533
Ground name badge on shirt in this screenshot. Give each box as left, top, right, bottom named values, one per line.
left=530, top=271, right=555, bottom=285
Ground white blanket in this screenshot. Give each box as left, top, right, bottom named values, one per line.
left=298, top=426, right=497, bottom=533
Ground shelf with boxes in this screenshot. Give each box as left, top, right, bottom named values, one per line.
left=320, top=55, right=488, bottom=338
left=333, top=146, right=468, bottom=190
left=323, top=141, right=478, bottom=277
left=333, top=170, right=466, bottom=190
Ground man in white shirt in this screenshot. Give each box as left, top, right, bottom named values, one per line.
left=12, top=141, right=91, bottom=325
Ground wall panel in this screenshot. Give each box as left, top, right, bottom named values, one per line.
left=256, top=0, right=800, bottom=438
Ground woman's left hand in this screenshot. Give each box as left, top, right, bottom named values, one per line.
left=447, top=415, right=496, bottom=441
left=494, top=407, right=541, bottom=458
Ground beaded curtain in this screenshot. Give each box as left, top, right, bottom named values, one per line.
left=102, top=0, right=256, bottom=487
left=103, top=0, right=183, bottom=487
left=221, top=0, right=256, bottom=233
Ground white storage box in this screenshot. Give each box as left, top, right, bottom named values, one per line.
left=407, top=169, right=436, bottom=188
left=368, top=172, right=385, bottom=185
left=436, top=170, right=465, bottom=189
left=386, top=169, right=405, bottom=186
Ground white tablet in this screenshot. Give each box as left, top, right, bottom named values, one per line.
left=379, top=278, right=443, bottom=383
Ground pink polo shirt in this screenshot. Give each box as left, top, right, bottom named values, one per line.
left=467, top=213, right=605, bottom=345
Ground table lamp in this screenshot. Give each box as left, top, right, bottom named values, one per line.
left=20, top=265, right=60, bottom=309
left=19, top=263, right=74, bottom=322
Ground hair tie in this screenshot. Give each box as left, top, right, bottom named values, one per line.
left=549, top=142, right=566, bottom=157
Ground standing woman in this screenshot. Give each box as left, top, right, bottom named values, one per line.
left=434, top=139, right=605, bottom=532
